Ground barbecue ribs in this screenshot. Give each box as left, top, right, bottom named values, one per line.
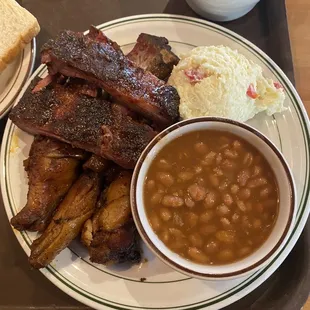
left=40, top=26, right=180, bottom=127
left=127, top=33, right=179, bottom=81
left=9, top=78, right=156, bottom=169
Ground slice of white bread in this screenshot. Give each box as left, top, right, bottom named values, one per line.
left=0, top=0, right=40, bottom=72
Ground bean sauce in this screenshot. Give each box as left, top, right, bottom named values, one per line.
left=144, top=130, right=279, bottom=265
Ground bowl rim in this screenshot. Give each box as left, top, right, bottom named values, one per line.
left=130, top=116, right=295, bottom=279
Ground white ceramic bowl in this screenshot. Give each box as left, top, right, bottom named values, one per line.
left=131, top=117, right=296, bottom=280
left=186, top=0, right=260, bottom=22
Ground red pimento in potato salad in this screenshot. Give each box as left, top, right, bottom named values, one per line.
left=169, top=45, right=286, bottom=122
left=273, top=82, right=283, bottom=90
left=246, top=83, right=259, bottom=99
left=184, top=68, right=208, bottom=84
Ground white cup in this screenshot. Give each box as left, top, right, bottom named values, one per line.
left=186, top=0, right=260, bottom=22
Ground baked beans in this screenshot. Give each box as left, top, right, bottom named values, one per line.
left=144, top=130, right=279, bottom=265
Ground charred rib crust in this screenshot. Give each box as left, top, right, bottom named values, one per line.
left=127, top=33, right=179, bottom=81
left=41, top=28, right=180, bottom=126
left=9, top=78, right=156, bottom=169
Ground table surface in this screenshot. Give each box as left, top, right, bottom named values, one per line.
left=286, top=0, right=310, bottom=308
left=287, top=0, right=310, bottom=114
left=0, top=0, right=309, bottom=309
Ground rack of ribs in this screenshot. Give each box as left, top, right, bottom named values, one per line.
left=9, top=77, right=156, bottom=169
left=40, top=26, right=180, bottom=127
left=127, top=33, right=179, bottom=81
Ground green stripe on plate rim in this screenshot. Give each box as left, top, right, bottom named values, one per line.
left=10, top=38, right=286, bottom=286
left=3, top=14, right=310, bottom=309
left=6, top=40, right=286, bottom=286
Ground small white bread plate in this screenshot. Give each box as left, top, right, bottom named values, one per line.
left=0, top=39, right=36, bottom=118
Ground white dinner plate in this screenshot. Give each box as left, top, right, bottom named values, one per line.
left=1, top=14, right=309, bottom=310
left=0, top=39, right=36, bottom=118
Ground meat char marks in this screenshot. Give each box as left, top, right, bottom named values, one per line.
left=127, top=33, right=179, bottom=81
left=10, top=78, right=156, bottom=169
left=41, top=26, right=180, bottom=127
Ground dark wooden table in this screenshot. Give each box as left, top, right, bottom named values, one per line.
left=0, top=1, right=309, bottom=309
